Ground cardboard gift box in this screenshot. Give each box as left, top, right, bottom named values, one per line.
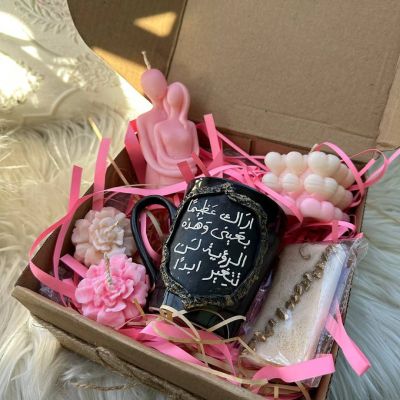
left=13, top=1, right=400, bottom=399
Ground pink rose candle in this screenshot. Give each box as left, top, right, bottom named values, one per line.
left=75, top=254, right=149, bottom=328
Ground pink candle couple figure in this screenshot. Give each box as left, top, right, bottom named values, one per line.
left=137, top=69, right=199, bottom=187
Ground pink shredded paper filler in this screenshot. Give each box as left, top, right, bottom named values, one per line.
left=28, top=113, right=399, bottom=391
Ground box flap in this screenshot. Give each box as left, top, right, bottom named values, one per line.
left=68, top=0, right=400, bottom=157
left=168, top=0, right=400, bottom=156
left=379, top=57, right=400, bottom=149
left=68, top=0, right=187, bottom=91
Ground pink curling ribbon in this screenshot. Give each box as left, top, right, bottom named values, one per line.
left=286, top=220, right=359, bottom=244
left=326, top=306, right=371, bottom=376
left=204, top=114, right=220, bottom=160
left=29, top=135, right=261, bottom=303
left=29, top=216, right=77, bottom=302
left=31, top=114, right=398, bottom=302
left=204, top=114, right=224, bottom=172
left=68, top=166, right=82, bottom=212
left=146, top=319, right=237, bottom=372
left=93, top=138, right=111, bottom=211
left=139, top=321, right=215, bottom=367
left=60, top=254, right=87, bottom=278
left=118, top=317, right=238, bottom=372
left=178, top=160, right=196, bottom=183
left=250, top=355, right=335, bottom=393
left=191, top=151, right=210, bottom=177
left=36, top=116, right=399, bottom=304
left=29, top=113, right=400, bottom=393
left=53, top=165, right=83, bottom=304
left=67, top=167, right=82, bottom=287
left=314, top=142, right=366, bottom=200
left=314, top=143, right=400, bottom=208
left=124, top=120, right=146, bottom=183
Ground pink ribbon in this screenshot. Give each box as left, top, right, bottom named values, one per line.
left=124, top=120, right=146, bottom=183
left=178, top=161, right=196, bottom=183
left=326, top=307, right=371, bottom=376
left=28, top=113, right=399, bottom=391
left=60, top=254, right=87, bottom=278
left=314, top=142, right=366, bottom=200
left=204, top=114, right=224, bottom=174
left=251, top=355, right=335, bottom=392
left=31, top=114, right=400, bottom=301
left=68, top=166, right=82, bottom=212
left=155, top=320, right=236, bottom=371
left=120, top=323, right=205, bottom=366
left=93, top=138, right=111, bottom=211
left=204, top=114, right=221, bottom=162
left=191, top=151, right=210, bottom=177
left=32, top=114, right=399, bottom=303
left=52, top=165, right=83, bottom=304
left=29, top=215, right=77, bottom=302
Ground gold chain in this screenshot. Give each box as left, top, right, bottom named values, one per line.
left=248, top=245, right=334, bottom=350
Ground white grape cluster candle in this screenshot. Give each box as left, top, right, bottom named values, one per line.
left=262, top=151, right=355, bottom=221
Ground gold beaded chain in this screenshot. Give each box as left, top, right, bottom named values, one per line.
left=247, top=245, right=334, bottom=350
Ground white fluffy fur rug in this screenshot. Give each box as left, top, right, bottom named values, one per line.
left=0, top=113, right=399, bottom=400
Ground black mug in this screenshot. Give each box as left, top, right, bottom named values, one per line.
left=131, top=177, right=286, bottom=337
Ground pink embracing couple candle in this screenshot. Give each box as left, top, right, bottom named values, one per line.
left=137, top=69, right=199, bottom=187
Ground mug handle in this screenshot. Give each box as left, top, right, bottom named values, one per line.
left=130, top=195, right=177, bottom=287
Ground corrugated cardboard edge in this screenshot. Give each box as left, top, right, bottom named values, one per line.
left=379, top=55, right=400, bottom=150
left=165, top=0, right=188, bottom=78
left=32, top=316, right=198, bottom=400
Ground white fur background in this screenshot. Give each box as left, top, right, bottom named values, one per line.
left=2, top=0, right=399, bottom=397
left=0, top=112, right=399, bottom=400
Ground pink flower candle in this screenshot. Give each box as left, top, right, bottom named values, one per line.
left=71, top=206, right=135, bottom=267
left=75, top=254, right=149, bottom=329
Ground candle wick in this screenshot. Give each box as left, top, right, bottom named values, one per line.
left=104, top=220, right=119, bottom=234
left=310, top=143, right=318, bottom=152
left=104, top=253, right=114, bottom=288
left=141, top=50, right=152, bottom=70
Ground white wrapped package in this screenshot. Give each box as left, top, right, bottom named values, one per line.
left=244, top=242, right=348, bottom=366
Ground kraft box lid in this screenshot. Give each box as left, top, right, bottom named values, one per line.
left=69, top=0, right=400, bottom=160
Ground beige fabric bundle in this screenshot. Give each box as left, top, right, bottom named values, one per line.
left=246, top=242, right=346, bottom=366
